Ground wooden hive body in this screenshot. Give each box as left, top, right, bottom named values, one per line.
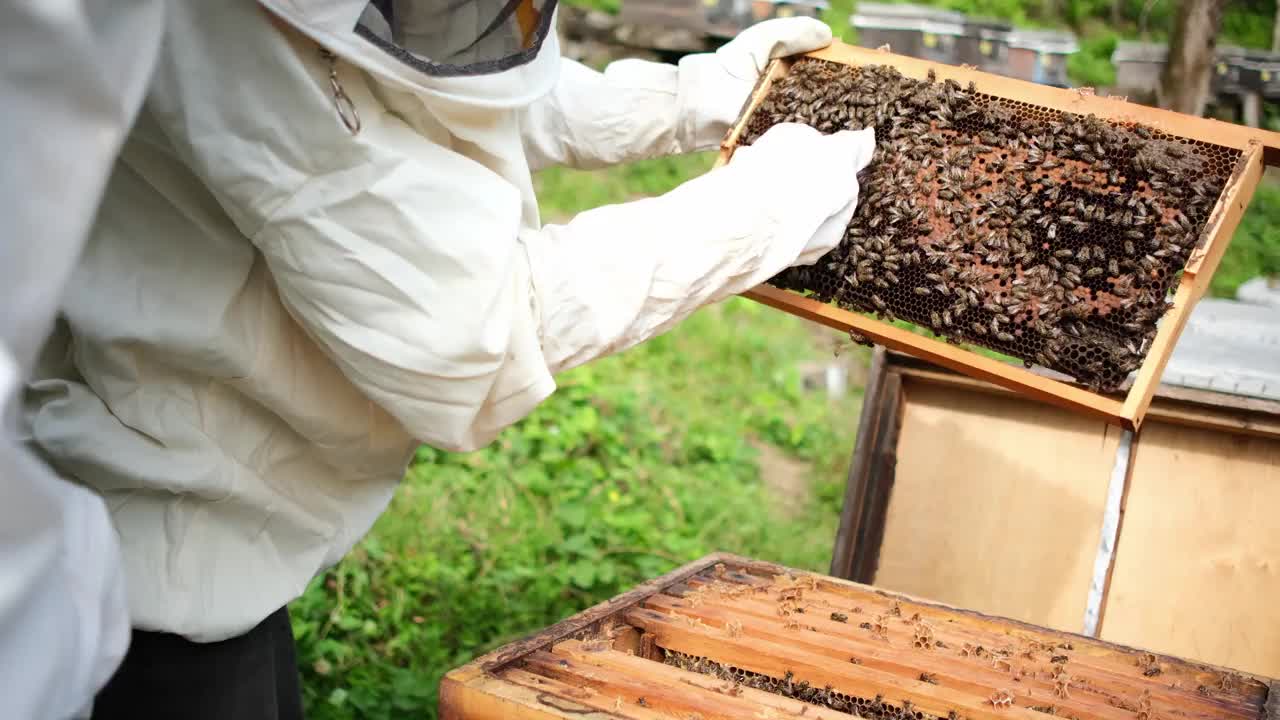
left=715, top=40, right=1280, bottom=431
left=831, top=347, right=1280, bottom=679
left=439, top=554, right=1277, bottom=720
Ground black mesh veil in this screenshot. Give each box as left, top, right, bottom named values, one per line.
left=355, top=0, right=559, bottom=76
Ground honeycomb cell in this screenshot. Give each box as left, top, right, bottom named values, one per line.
left=737, top=58, right=1237, bottom=392
left=662, top=650, right=948, bottom=719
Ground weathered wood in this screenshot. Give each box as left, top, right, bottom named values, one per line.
left=883, top=349, right=1280, bottom=418
left=873, top=356, right=1280, bottom=439
left=440, top=554, right=1274, bottom=720
left=500, top=668, right=665, bottom=720
left=831, top=346, right=889, bottom=580
left=874, top=377, right=1121, bottom=631
left=441, top=668, right=620, bottom=720
left=705, top=561, right=1270, bottom=707
left=678, top=574, right=1259, bottom=718
left=1091, top=428, right=1140, bottom=641
left=625, top=606, right=1059, bottom=720
left=461, top=553, right=730, bottom=674
left=851, top=368, right=902, bottom=584
left=720, top=55, right=791, bottom=158
left=743, top=284, right=1132, bottom=427
left=1099, top=421, right=1280, bottom=678
left=641, top=593, right=1134, bottom=720
left=1121, top=143, right=1266, bottom=428
left=553, top=640, right=863, bottom=720
left=524, top=651, right=770, bottom=720
left=439, top=555, right=736, bottom=719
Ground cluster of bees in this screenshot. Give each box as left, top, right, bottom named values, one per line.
left=663, top=650, right=949, bottom=720
left=739, top=58, right=1235, bottom=391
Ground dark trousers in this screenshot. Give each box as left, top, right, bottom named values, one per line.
left=90, top=605, right=304, bottom=720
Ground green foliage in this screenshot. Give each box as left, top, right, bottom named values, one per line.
left=857, top=0, right=1033, bottom=24
left=1264, top=103, right=1280, bottom=133
left=1059, top=0, right=1108, bottom=28
left=1066, top=31, right=1118, bottom=88
left=535, top=153, right=716, bottom=221
left=1212, top=179, right=1280, bottom=297
left=291, top=155, right=864, bottom=718
left=562, top=0, right=621, bottom=14
left=825, top=0, right=858, bottom=42
left=937, top=0, right=1030, bottom=24
left=1221, top=0, right=1277, bottom=50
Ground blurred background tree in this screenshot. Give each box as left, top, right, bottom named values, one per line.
left=1158, top=0, right=1227, bottom=115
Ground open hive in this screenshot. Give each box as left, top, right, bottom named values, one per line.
left=439, top=554, right=1277, bottom=720
left=717, top=41, right=1279, bottom=429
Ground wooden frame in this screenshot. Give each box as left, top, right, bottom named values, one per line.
left=829, top=349, right=902, bottom=582
left=831, top=349, right=1280, bottom=666
left=833, top=348, right=1280, bottom=585
left=440, top=553, right=1278, bottom=720
left=716, top=40, right=1278, bottom=431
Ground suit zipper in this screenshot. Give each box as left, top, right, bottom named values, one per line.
left=320, top=47, right=361, bottom=136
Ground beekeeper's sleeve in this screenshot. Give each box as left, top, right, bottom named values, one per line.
left=145, top=8, right=873, bottom=454
left=0, top=0, right=164, bottom=717
left=256, top=119, right=872, bottom=453
left=520, top=17, right=834, bottom=170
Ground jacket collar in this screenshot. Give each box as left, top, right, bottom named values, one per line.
left=258, top=0, right=562, bottom=109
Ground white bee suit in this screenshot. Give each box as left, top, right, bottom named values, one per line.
left=23, top=0, right=875, bottom=645
left=1, top=1, right=166, bottom=718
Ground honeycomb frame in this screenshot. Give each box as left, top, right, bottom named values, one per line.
left=717, top=41, right=1274, bottom=430
left=438, top=553, right=1276, bottom=720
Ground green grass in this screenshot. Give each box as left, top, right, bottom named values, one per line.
left=1222, top=1, right=1278, bottom=50
left=293, top=302, right=862, bottom=718
left=1212, top=180, right=1280, bottom=297
left=1066, top=31, right=1118, bottom=88
left=292, top=154, right=864, bottom=717
left=536, top=153, right=717, bottom=220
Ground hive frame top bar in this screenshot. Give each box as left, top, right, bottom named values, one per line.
left=800, top=41, right=1280, bottom=164
left=438, top=553, right=1278, bottom=720
left=716, top=40, right=1271, bottom=431
left=444, top=553, right=1275, bottom=681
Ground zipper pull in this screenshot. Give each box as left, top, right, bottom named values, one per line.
left=320, top=47, right=361, bottom=136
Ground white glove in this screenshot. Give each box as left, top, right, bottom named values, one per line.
left=520, top=16, right=833, bottom=170
left=675, top=17, right=835, bottom=152
left=728, top=122, right=872, bottom=266
left=526, top=122, right=876, bottom=375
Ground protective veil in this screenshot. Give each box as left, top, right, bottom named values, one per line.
left=23, top=0, right=875, bottom=642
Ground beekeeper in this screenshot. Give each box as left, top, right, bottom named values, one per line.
left=19, top=0, right=874, bottom=717
left=1, top=2, right=162, bottom=719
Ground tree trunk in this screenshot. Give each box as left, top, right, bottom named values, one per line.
left=1157, top=0, right=1227, bottom=116
left=1111, top=0, right=1123, bottom=28
left=1272, top=2, right=1280, bottom=52
left=1242, top=91, right=1261, bottom=128
left=1138, top=0, right=1159, bottom=39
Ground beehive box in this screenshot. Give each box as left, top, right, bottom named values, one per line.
left=718, top=41, right=1280, bottom=430
left=830, top=347, right=1280, bottom=677
left=439, top=554, right=1278, bottom=720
